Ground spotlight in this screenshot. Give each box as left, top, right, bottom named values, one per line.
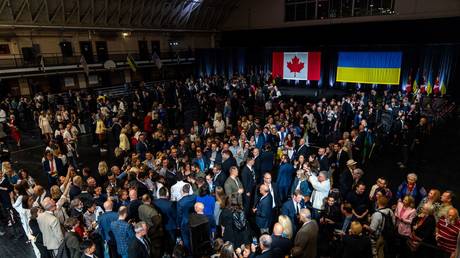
left=122, top=32, right=129, bottom=38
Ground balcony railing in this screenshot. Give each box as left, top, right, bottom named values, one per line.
left=0, top=49, right=194, bottom=69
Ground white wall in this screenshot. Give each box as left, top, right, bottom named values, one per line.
left=223, top=0, right=460, bottom=30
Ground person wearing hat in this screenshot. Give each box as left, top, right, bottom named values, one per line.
left=340, top=159, right=357, bottom=199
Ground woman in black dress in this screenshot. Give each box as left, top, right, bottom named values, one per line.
left=219, top=193, right=251, bottom=247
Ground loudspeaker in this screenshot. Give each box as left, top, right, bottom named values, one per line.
left=60, top=41, right=73, bottom=57
left=22, top=47, right=35, bottom=62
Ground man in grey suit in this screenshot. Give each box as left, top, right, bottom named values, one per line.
left=37, top=198, right=64, bottom=256
left=291, top=208, right=318, bottom=258
left=224, top=166, right=244, bottom=204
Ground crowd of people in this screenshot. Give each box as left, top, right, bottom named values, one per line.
left=0, top=73, right=458, bottom=258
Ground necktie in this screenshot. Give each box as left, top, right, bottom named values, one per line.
left=295, top=203, right=299, bottom=214
left=142, top=237, right=150, bottom=254
left=234, top=178, right=240, bottom=189
left=50, top=160, right=54, bottom=173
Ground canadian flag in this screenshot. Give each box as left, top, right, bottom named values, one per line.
left=272, top=52, right=321, bottom=81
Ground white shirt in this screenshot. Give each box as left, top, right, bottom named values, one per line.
left=267, top=184, right=276, bottom=208
left=171, top=181, right=190, bottom=202
left=309, top=175, right=331, bottom=210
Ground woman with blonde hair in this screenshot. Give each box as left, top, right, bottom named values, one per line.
left=278, top=214, right=293, bottom=239
left=416, top=188, right=441, bottom=215
left=395, top=195, right=416, bottom=237
left=118, top=128, right=130, bottom=151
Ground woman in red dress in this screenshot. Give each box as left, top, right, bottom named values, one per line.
left=7, top=114, right=20, bottom=147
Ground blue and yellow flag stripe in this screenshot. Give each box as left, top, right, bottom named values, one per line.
left=336, top=52, right=402, bottom=85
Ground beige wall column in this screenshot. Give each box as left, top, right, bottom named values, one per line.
left=78, top=74, right=87, bottom=88
left=18, top=78, right=31, bottom=96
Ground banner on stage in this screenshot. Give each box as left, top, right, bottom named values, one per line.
left=336, top=51, right=402, bottom=85
left=272, top=52, right=321, bottom=81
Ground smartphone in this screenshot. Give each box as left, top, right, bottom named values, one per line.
left=252, top=237, right=258, bottom=245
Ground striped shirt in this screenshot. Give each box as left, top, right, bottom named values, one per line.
left=437, top=217, right=460, bottom=253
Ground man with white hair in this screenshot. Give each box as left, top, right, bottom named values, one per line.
left=37, top=198, right=64, bottom=256
left=291, top=208, right=318, bottom=258
left=128, top=221, right=150, bottom=258
left=250, top=234, right=273, bottom=258
left=308, top=171, right=331, bottom=211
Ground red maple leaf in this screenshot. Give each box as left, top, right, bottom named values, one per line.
left=286, top=56, right=304, bottom=77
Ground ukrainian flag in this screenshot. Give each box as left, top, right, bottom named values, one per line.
left=336, top=52, right=402, bottom=85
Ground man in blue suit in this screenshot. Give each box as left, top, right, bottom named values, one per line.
left=280, top=190, right=304, bottom=232
left=276, top=155, right=295, bottom=203
left=154, top=187, right=177, bottom=254
left=176, top=184, right=196, bottom=252
left=98, top=200, right=118, bottom=258
left=42, top=151, right=64, bottom=187
left=135, top=133, right=149, bottom=161
left=254, top=128, right=265, bottom=150
left=253, top=184, right=273, bottom=234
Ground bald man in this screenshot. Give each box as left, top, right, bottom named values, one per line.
left=189, top=202, right=214, bottom=256
left=98, top=200, right=118, bottom=258
left=271, top=223, right=292, bottom=257
left=437, top=208, right=460, bottom=255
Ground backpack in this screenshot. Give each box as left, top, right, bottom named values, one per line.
left=377, top=209, right=397, bottom=256
left=232, top=210, right=246, bottom=231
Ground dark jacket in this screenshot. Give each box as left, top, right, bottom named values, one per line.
left=341, top=234, right=372, bottom=258
left=221, top=157, right=237, bottom=177
left=177, top=194, right=196, bottom=227
left=65, top=231, right=82, bottom=258
left=255, top=194, right=273, bottom=229
left=213, top=171, right=227, bottom=189
left=128, top=237, right=150, bottom=258
left=271, top=235, right=292, bottom=257
left=154, top=198, right=177, bottom=231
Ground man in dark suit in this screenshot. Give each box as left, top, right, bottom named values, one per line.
left=253, top=184, right=273, bottom=234
left=153, top=187, right=177, bottom=254
left=254, top=173, right=280, bottom=210
left=294, top=138, right=309, bottom=160
left=128, top=222, right=150, bottom=258
left=204, top=142, right=222, bottom=169
left=176, top=184, right=196, bottom=252
left=81, top=239, right=99, bottom=258
left=317, top=148, right=329, bottom=172
left=271, top=223, right=292, bottom=257
left=331, top=143, right=349, bottom=187
left=189, top=202, right=213, bottom=256
left=241, top=157, right=256, bottom=215
left=291, top=209, right=318, bottom=258
left=280, top=190, right=304, bottom=232
left=250, top=234, right=274, bottom=258
left=221, top=150, right=237, bottom=177
left=340, top=159, right=357, bottom=199
left=135, top=133, right=149, bottom=161
left=212, top=164, right=227, bottom=189
left=43, top=151, right=64, bottom=187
